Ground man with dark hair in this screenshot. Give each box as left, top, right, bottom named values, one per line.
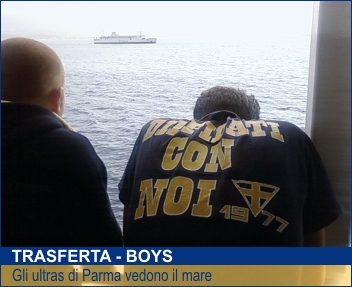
left=2, top=37, right=123, bottom=246
left=119, top=86, right=342, bottom=246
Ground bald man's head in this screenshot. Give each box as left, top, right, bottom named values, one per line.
left=2, top=37, right=65, bottom=115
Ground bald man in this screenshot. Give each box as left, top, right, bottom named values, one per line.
left=2, top=37, right=123, bottom=246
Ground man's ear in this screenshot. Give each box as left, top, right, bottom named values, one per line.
left=49, top=87, right=64, bottom=115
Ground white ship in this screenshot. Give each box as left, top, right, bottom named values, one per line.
left=94, top=31, right=157, bottom=44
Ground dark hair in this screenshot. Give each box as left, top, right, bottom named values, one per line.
left=193, top=86, right=260, bottom=120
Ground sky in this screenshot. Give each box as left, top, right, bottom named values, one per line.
left=1, top=1, right=314, bottom=39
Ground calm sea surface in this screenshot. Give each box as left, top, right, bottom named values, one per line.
left=41, top=36, right=311, bottom=228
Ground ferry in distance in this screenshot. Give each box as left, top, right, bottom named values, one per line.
left=94, top=31, right=157, bottom=44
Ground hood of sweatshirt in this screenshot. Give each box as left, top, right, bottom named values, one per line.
left=2, top=101, right=74, bottom=144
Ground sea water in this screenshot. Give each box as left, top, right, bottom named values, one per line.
left=41, top=35, right=311, bottom=228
